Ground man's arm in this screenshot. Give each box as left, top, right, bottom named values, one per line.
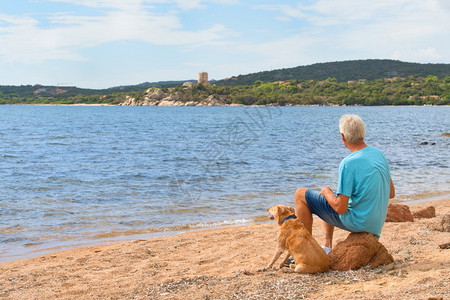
left=320, top=187, right=349, bottom=215
left=390, top=178, right=395, bottom=199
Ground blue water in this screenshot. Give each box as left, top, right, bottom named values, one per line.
left=0, top=105, right=449, bottom=262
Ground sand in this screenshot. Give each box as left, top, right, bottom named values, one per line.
left=1, top=199, right=449, bottom=299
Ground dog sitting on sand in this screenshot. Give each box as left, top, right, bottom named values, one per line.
left=263, top=204, right=328, bottom=273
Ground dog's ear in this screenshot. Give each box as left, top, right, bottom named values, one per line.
left=276, top=206, right=282, bottom=217
left=276, top=206, right=284, bottom=225
left=288, top=206, right=295, bottom=215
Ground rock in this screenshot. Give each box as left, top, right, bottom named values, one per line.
left=428, top=214, right=450, bottom=232
left=119, top=88, right=229, bottom=106
left=385, top=203, right=414, bottom=222
left=149, top=89, right=167, bottom=100
left=413, top=206, right=436, bottom=219
left=119, top=95, right=138, bottom=106
left=367, top=242, right=394, bottom=269
left=329, top=232, right=394, bottom=271
left=200, top=95, right=226, bottom=106
left=161, top=94, right=180, bottom=102
left=183, top=82, right=196, bottom=88
left=142, top=100, right=159, bottom=106
left=439, top=242, right=450, bottom=249
left=158, top=100, right=178, bottom=106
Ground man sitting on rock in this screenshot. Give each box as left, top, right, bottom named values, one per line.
left=295, top=114, right=395, bottom=255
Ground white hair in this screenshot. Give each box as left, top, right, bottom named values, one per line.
left=339, top=114, right=365, bottom=143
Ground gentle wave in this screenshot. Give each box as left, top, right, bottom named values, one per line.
left=92, top=216, right=267, bottom=239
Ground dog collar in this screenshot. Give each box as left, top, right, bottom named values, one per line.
left=281, top=215, right=296, bottom=225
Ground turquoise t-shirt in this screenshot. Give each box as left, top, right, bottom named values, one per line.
left=337, top=146, right=391, bottom=238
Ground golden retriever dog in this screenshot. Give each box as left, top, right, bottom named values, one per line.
left=264, top=204, right=328, bottom=273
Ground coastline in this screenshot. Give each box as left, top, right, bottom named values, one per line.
left=2, top=191, right=448, bottom=264
left=2, top=103, right=450, bottom=107
left=1, top=198, right=449, bottom=299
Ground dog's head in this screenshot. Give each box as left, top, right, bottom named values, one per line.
left=267, top=205, right=296, bottom=226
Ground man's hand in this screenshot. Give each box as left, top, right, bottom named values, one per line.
left=320, top=186, right=349, bottom=215
left=320, top=187, right=335, bottom=200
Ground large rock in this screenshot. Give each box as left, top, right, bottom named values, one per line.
left=119, top=95, right=138, bottom=106
left=148, top=89, right=167, bottom=100
left=119, top=89, right=229, bottom=106
left=158, top=100, right=179, bottom=106
left=200, top=95, right=226, bottom=106
left=161, top=93, right=180, bottom=102
left=329, top=232, right=394, bottom=271
left=183, top=82, right=196, bottom=88
left=385, top=203, right=414, bottom=222
left=413, top=206, right=436, bottom=219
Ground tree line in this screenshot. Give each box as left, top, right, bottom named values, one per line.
left=215, top=59, right=450, bottom=86
left=1, top=75, right=449, bottom=106
left=160, top=75, right=449, bottom=106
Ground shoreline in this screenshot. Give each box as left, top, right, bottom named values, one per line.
left=1, top=191, right=449, bottom=264
left=2, top=103, right=450, bottom=107
left=1, top=198, right=448, bottom=299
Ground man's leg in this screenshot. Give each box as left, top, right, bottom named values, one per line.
left=294, top=188, right=313, bottom=233
left=296, top=188, right=339, bottom=251
left=322, top=220, right=334, bottom=249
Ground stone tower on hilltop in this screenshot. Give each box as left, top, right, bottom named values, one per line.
left=198, top=72, right=209, bottom=85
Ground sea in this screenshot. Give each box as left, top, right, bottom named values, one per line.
left=0, top=105, right=449, bottom=262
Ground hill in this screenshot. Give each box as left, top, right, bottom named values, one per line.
left=216, top=59, right=450, bottom=86
left=1, top=59, right=449, bottom=106
left=0, top=80, right=195, bottom=100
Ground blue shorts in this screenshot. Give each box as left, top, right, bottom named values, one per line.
left=305, top=189, right=351, bottom=231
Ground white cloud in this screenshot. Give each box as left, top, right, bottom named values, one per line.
left=253, top=4, right=308, bottom=21
left=47, top=0, right=238, bottom=11
left=393, top=47, right=442, bottom=62
left=0, top=0, right=448, bottom=88
left=413, top=48, right=442, bottom=61
left=47, top=0, right=146, bottom=10
left=0, top=1, right=233, bottom=63
left=254, top=0, right=450, bottom=63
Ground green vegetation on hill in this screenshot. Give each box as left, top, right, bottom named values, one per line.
left=216, top=59, right=450, bottom=86
left=159, top=75, right=449, bottom=106
left=0, top=60, right=449, bottom=106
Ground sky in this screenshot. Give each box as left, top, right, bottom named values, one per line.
left=0, top=0, right=449, bottom=89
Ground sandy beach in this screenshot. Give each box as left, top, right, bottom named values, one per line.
left=1, top=199, right=449, bottom=299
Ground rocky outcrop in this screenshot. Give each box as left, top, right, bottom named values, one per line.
left=183, top=82, right=196, bottom=88
left=120, top=96, right=138, bottom=106
left=413, top=206, right=436, bottom=219
left=385, top=203, right=414, bottom=222
left=198, top=95, right=226, bottom=106
left=329, top=232, right=394, bottom=271
left=119, top=89, right=227, bottom=106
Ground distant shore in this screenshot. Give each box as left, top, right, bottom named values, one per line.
left=2, top=103, right=449, bottom=107
left=1, top=198, right=448, bottom=299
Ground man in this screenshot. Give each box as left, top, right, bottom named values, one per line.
left=295, top=114, right=395, bottom=255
